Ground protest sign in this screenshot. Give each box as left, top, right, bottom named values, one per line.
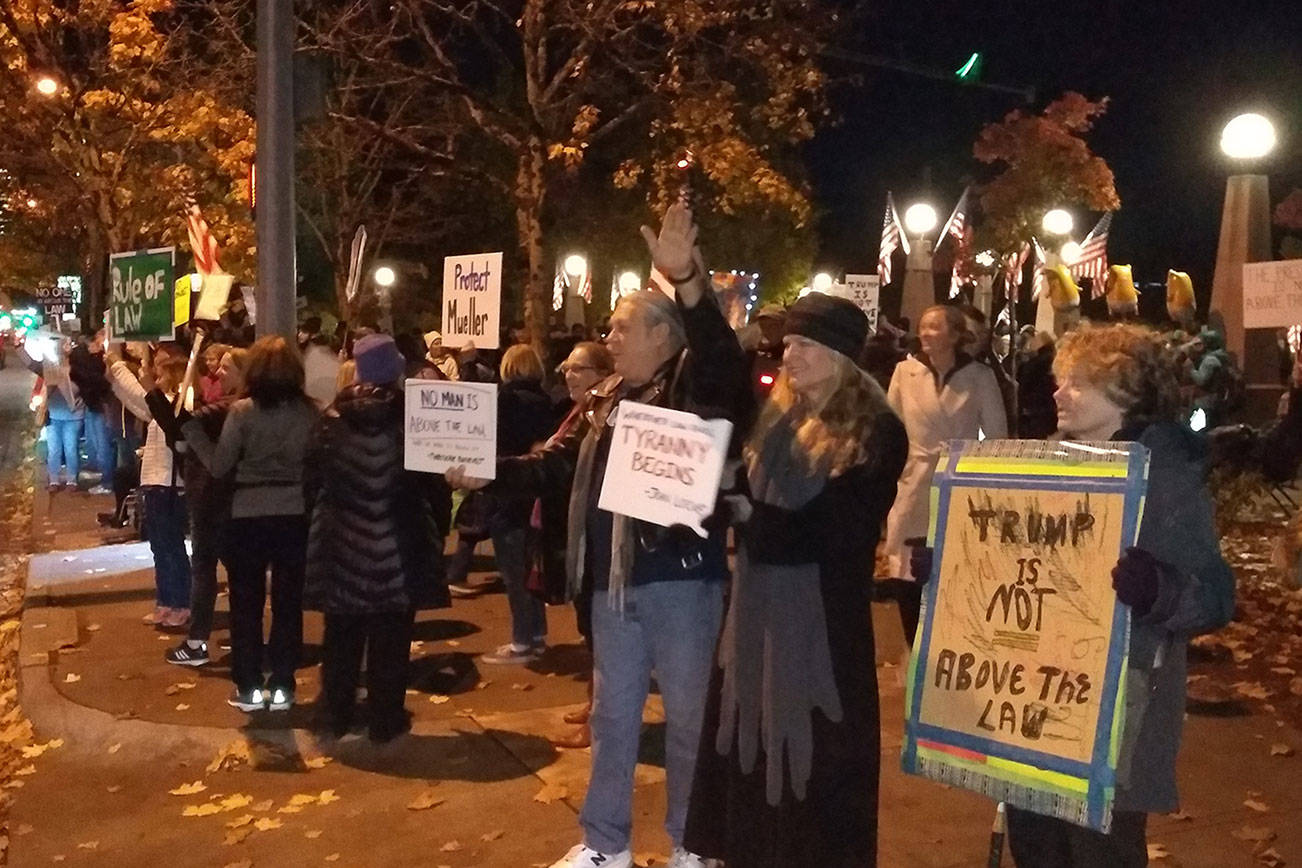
left=108, top=247, right=176, bottom=340
left=840, top=274, right=880, bottom=331
left=903, top=438, right=1149, bottom=833
left=597, top=401, right=733, bottom=537
left=35, top=283, right=77, bottom=319
left=174, top=274, right=195, bottom=328
left=441, top=252, right=502, bottom=349
left=1243, top=259, right=1302, bottom=329
left=403, top=379, right=498, bottom=479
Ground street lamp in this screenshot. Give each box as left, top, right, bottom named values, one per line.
left=1041, top=209, right=1073, bottom=237
left=564, top=254, right=588, bottom=277
left=34, top=76, right=58, bottom=96
left=617, top=271, right=641, bottom=294
left=811, top=272, right=834, bottom=294
left=1220, top=113, right=1276, bottom=160
left=373, top=265, right=396, bottom=287
left=974, top=250, right=997, bottom=269
left=903, top=203, right=938, bottom=237
left=1060, top=241, right=1083, bottom=265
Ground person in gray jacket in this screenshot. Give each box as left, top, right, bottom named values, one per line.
left=183, top=336, right=319, bottom=713
left=915, top=324, right=1234, bottom=867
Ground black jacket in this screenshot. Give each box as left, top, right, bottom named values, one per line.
left=69, top=345, right=112, bottom=413
left=303, top=384, right=452, bottom=614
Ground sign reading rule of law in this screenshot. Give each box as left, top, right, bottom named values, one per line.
left=403, top=379, right=498, bottom=479
left=598, top=401, right=733, bottom=537
left=108, top=247, right=176, bottom=340
left=441, top=252, right=502, bottom=350
left=903, top=439, right=1149, bottom=833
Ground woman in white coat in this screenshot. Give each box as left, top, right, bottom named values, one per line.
left=883, top=305, right=1007, bottom=639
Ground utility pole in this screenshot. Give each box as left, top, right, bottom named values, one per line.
left=255, top=0, right=297, bottom=340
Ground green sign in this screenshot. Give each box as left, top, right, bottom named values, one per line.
left=109, top=247, right=176, bottom=340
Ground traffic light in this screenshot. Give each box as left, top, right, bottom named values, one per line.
left=955, top=52, right=983, bottom=81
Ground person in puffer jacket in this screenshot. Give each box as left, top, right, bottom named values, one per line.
left=304, top=334, right=452, bottom=743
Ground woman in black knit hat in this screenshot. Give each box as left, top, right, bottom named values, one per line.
left=683, top=293, right=908, bottom=867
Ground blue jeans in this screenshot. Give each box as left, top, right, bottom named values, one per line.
left=142, top=487, right=191, bottom=609
left=490, top=523, right=546, bottom=647
left=45, top=418, right=82, bottom=484
left=84, top=410, right=115, bottom=479
left=580, top=579, right=725, bottom=853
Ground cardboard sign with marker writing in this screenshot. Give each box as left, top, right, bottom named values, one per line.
left=403, top=380, right=498, bottom=479
left=903, top=439, right=1148, bottom=833
left=442, top=252, right=502, bottom=349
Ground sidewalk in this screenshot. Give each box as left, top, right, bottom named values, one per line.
left=10, top=472, right=1302, bottom=866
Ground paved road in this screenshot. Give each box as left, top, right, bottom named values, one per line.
left=0, top=360, right=36, bottom=478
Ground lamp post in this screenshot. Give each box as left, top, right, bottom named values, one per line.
left=811, top=272, right=834, bottom=294
left=1211, top=112, right=1277, bottom=417
left=34, top=76, right=58, bottom=97
left=562, top=254, right=588, bottom=327
left=900, top=203, right=938, bottom=330
left=255, top=0, right=297, bottom=339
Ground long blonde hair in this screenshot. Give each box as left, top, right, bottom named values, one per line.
left=746, top=353, right=893, bottom=477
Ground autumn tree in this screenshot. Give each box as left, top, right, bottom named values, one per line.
left=0, top=0, right=255, bottom=321
left=973, top=92, right=1120, bottom=256
left=314, top=0, right=832, bottom=345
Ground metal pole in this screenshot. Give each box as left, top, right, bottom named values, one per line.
left=255, top=0, right=297, bottom=340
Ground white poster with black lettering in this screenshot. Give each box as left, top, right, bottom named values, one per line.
left=598, top=401, right=733, bottom=537
left=442, top=252, right=502, bottom=349
left=404, top=379, right=498, bottom=479
left=840, top=273, right=880, bottom=331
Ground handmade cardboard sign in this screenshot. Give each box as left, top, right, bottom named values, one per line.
left=903, top=438, right=1149, bottom=833
left=109, top=247, right=176, bottom=340
left=1243, top=259, right=1302, bottom=329
left=839, top=273, right=881, bottom=331
left=598, top=401, right=732, bottom=537
left=403, top=379, right=498, bottom=479
left=441, top=252, right=502, bottom=349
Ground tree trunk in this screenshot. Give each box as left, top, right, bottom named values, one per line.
left=83, top=226, right=109, bottom=333
left=515, top=136, right=548, bottom=356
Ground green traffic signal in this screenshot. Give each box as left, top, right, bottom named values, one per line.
left=955, top=52, right=983, bottom=81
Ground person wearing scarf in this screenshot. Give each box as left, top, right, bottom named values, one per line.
left=683, top=292, right=908, bottom=867
left=447, top=202, right=753, bottom=868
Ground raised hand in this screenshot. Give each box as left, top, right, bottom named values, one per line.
left=640, top=202, right=707, bottom=307
left=444, top=465, right=490, bottom=491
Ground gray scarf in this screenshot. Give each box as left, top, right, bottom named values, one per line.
left=715, top=411, right=845, bottom=805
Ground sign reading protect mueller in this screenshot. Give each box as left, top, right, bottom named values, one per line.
left=441, top=252, right=502, bottom=350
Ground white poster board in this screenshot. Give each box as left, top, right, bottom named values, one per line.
left=1243, top=259, right=1302, bottom=329
left=442, top=252, right=502, bottom=349
left=597, top=401, right=733, bottom=537
left=403, top=379, right=498, bottom=479
left=841, top=274, right=880, bottom=331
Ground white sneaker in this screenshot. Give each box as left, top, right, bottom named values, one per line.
left=667, top=847, right=715, bottom=868
left=548, top=843, right=633, bottom=868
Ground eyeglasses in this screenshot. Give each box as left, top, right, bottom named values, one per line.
left=560, top=364, right=596, bottom=375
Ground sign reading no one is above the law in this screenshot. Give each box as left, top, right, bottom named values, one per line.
left=442, top=252, right=502, bottom=350
left=1243, top=259, right=1302, bottom=329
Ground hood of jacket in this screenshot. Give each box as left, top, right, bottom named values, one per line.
left=331, top=383, right=401, bottom=433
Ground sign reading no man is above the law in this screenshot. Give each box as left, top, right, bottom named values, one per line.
left=108, top=247, right=176, bottom=340
left=1243, top=259, right=1302, bottom=329
left=442, top=252, right=502, bottom=350
left=403, top=379, right=498, bottom=479
left=598, top=401, right=733, bottom=537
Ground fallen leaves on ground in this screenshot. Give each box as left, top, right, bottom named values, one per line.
left=220, top=794, right=253, bottom=812
left=439, top=841, right=462, bottom=852
left=1257, top=848, right=1286, bottom=867
left=62, top=673, right=80, bottom=683
left=1269, top=742, right=1294, bottom=757
left=304, top=756, right=332, bottom=770
left=220, top=860, right=253, bottom=868
left=223, top=827, right=254, bottom=846
left=21, top=738, right=62, bottom=758
left=407, top=791, right=444, bottom=811
left=1232, top=825, right=1276, bottom=845
left=182, top=803, right=222, bottom=818
left=76, top=841, right=98, bottom=850
left=252, top=817, right=283, bottom=832
left=208, top=741, right=253, bottom=773
left=428, top=694, right=450, bottom=704
left=169, top=780, right=208, bottom=796
left=1147, top=842, right=1172, bottom=861
left=305, top=830, right=322, bottom=839
left=107, top=742, right=121, bottom=755
left=225, top=815, right=254, bottom=829
left=1244, top=797, right=1271, bottom=813
left=481, top=829, right=505, bottom=842
left=175, top=703, right=190, bottom=711
left=532, top=782, right=568, bottom=804
left=164, top=682, right=196, bottom=696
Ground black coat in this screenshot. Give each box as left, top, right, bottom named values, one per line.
left=684, top=410, right=908, bottom=867
left=69, top=345, right=112, bottom=413
left=304, top=384, right=452, bottom=614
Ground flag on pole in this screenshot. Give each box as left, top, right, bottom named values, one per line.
left=936, top=188, right=971, bottom=252
left=878, top=193, right=909, bottom=285
left=1070, top=213, right=1113, bottom=297
left=552, top=266, right=566, bottom=311
left=1003, top=243, right=1029, bottom=302
left=948, top=226, right=974, bottom=299
left=1029, top=237, right=1049, bottom=301
left=185, top=204, right=222, bottom=277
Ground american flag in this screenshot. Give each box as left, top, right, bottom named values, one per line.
left=878, top=193, right=908, bottom=285
left=1070, top=213, right=1113, bottom=297
left=186, top=203, right=222, bottom=276
left=948, top=225, right=973, bottom=299
left=936, top=188, right=971, bottom=251
left=1030, top=237, right=1048, bottom=301
left=552, top=268, right=566, bottom=311
left=1002, top=243, right=1029, bottom=302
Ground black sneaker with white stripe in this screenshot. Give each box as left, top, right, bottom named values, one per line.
left=164, top=640, right=209, bottom=667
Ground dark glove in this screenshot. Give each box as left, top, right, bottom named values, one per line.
left=1111, top=546, right=1161, bottom=617
left=904, top=536, right=934, bottom=585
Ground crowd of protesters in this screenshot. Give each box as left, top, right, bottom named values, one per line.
left=16, top=201, right=1279, bottom=867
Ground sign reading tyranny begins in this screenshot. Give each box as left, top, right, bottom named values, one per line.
left=441, top=252, right=502, bottom=350
left=903, top=439, right=1148, bottom=833
left=403, top=379, right=498, bottom=479
left=109, top=248, right=176, bottom=340
left=597, top=401, right=733, bottom=537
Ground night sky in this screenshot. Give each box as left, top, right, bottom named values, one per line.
left=807, top=1, right=1302, bottom=303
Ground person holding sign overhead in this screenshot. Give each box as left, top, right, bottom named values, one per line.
left=447, top=202, right=752, bottom=868
left=683, top=293, right=907, bottom=867
left=912, top=324, right=1234, bottom=867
